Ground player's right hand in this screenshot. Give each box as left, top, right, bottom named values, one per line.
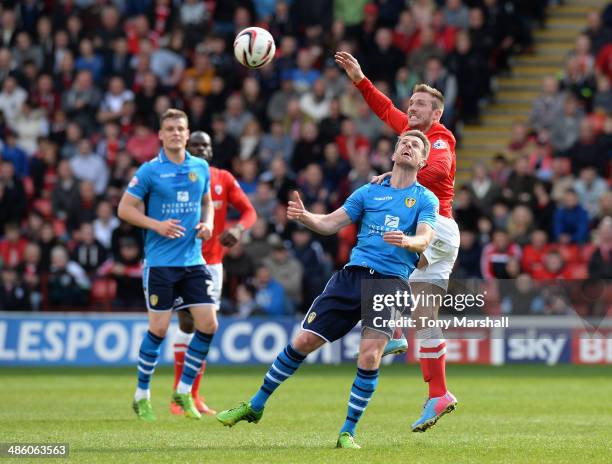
left=155, top=219, right=186, bottom=239
left=370, top=171, right=392, bottom=184
left=334, top=51, right=365, bottom=84
left=287, top=191, right=306, bottom=221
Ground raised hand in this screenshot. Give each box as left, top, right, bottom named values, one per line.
left=287, top=191, right=306, bottom=222
left=334, top=51, right=365, bottom=84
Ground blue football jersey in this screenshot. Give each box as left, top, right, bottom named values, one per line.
left=342, top=179, right=438, bottom=279
left=126, top=149, right=210, bottom=267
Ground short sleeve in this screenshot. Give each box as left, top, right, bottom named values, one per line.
left=342, top=185, right=368, bottom=222
left=417, top=189, right=439, bottom=230
left=126, top=164, right=152, bottom=200
left=201, top=161, right=210, bottom=194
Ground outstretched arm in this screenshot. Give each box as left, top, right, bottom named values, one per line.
left=335, top=51, right=408, bottom=134
left=287, top=191, right=352, bottom=236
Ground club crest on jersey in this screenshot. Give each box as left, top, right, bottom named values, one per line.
left=188, top=172, right=198, bottom=182
left=214, top=185, right=223, bottom=195
left=405, top=197, right=417, bottom=208
left=149, top=294, right=158, bottom=307
left=307, top=312, right=316, bottom=324
left=432, top=139, right=447, bottom=149
left=128, top=176, right=138, bottom=188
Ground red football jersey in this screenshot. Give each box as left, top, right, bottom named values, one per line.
left=356, top=77, right=456, bottom=218
left=202, top=167, right=256, bottom=265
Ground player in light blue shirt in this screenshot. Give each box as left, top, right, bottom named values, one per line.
left=118, top=109, right=217, bottom=421
left=216, top=130, right=438, bottom=449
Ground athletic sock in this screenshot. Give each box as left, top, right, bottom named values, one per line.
left=417, top=328, right=447, bottom=398
left=177, top=331, right=213, bottom=394
left=340, top=367, right=379, bottom=436
left=250, top=344, right=306, bottom=411
left=135, top=330, right=164, bottom=399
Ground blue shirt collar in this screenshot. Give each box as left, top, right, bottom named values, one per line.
left=158, top=148, right=191, bottom=164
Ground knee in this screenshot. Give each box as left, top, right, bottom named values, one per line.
left=149, top=324, right=168, bottom=339
left=292, top=331, right=323, bottom=355
left=195, top=318, right=218, bottom=334
left=358, top=346, right=383, bottom=370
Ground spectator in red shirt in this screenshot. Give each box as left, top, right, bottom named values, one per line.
left=0, top=223, right=28, bottom=268
left=97, top=237, right=143, bottom=309
left=334, top=118, right=370, bottom=161
left=522, top=229, right=552, bottom=277
left=480, top=229, right=522, bottom=279
left=531, top=249, right=574, bottom=280
left=126, top=122, right=160, bottom=164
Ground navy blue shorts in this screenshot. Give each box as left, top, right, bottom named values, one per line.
left=302, top=266, right=412, bottom=342
left=143, top=265, right=214, bottom=312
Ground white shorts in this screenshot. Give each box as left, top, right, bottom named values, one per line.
left=409, top=215, right=459, bottom=291
left=207, top=263, right=223, bottom=308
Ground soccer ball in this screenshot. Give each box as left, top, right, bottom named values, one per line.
left=233, top=27, right=276, bottom=69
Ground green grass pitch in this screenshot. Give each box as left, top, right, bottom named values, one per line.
left=1, top=364, right=611, bottom=463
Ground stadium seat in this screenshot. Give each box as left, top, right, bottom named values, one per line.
left=91, top=278, right=117, bottom=310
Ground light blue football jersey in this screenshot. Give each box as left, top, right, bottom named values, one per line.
left=126, top=149, right=210, bottom=267
left=342, top=179, right=438, bottom=279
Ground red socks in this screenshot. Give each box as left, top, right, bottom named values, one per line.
left=419, top=341, right=447, bottom=399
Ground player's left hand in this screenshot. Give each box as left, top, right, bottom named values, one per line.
left=383, top=231, right=410, bottom=249
left=196, top=223, right=213, bottom=240
left=219, top=226, right=242, bottom=247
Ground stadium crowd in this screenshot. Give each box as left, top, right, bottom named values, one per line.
left=0, top=0, right=609, bottom=317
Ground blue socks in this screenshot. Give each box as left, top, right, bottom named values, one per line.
left=250, top=344, right=306, bottom=411
left=137, top=330, right=164, bottom=393
left=340, top=367, right=379, bottom=436
left=177, top=330, right=214, bottom=393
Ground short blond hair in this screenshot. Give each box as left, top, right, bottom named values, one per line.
left=413, top=84, right=445, bottom=111
left=159, top=108, right=188, bottom=127
left=400, top=129, right=431, bottom=160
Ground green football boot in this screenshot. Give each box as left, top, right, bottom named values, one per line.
left=336, top=432, right=361, bottom=449
left=132, top=398, right=156, bottom=422
left=216, top=402, right=263, bottom=427
left=172, top=391, right=202, bottom=419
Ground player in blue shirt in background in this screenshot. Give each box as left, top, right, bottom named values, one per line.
left=117, top=109, right=217, bottom=421
left=217, top=130, right=439, bottom=449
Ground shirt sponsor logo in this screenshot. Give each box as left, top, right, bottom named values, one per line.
left=432, top=139, right=447, bottom=150
left=177, top=191, right=189, bottom=202
left=384, top=215, right=399, bottom=228
left=405, top=197, right=416, bottom=208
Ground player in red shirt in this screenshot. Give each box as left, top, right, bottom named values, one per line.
left=170, top=131, right=256, bottom=416
left=335, top=51, right=459, bottom=432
